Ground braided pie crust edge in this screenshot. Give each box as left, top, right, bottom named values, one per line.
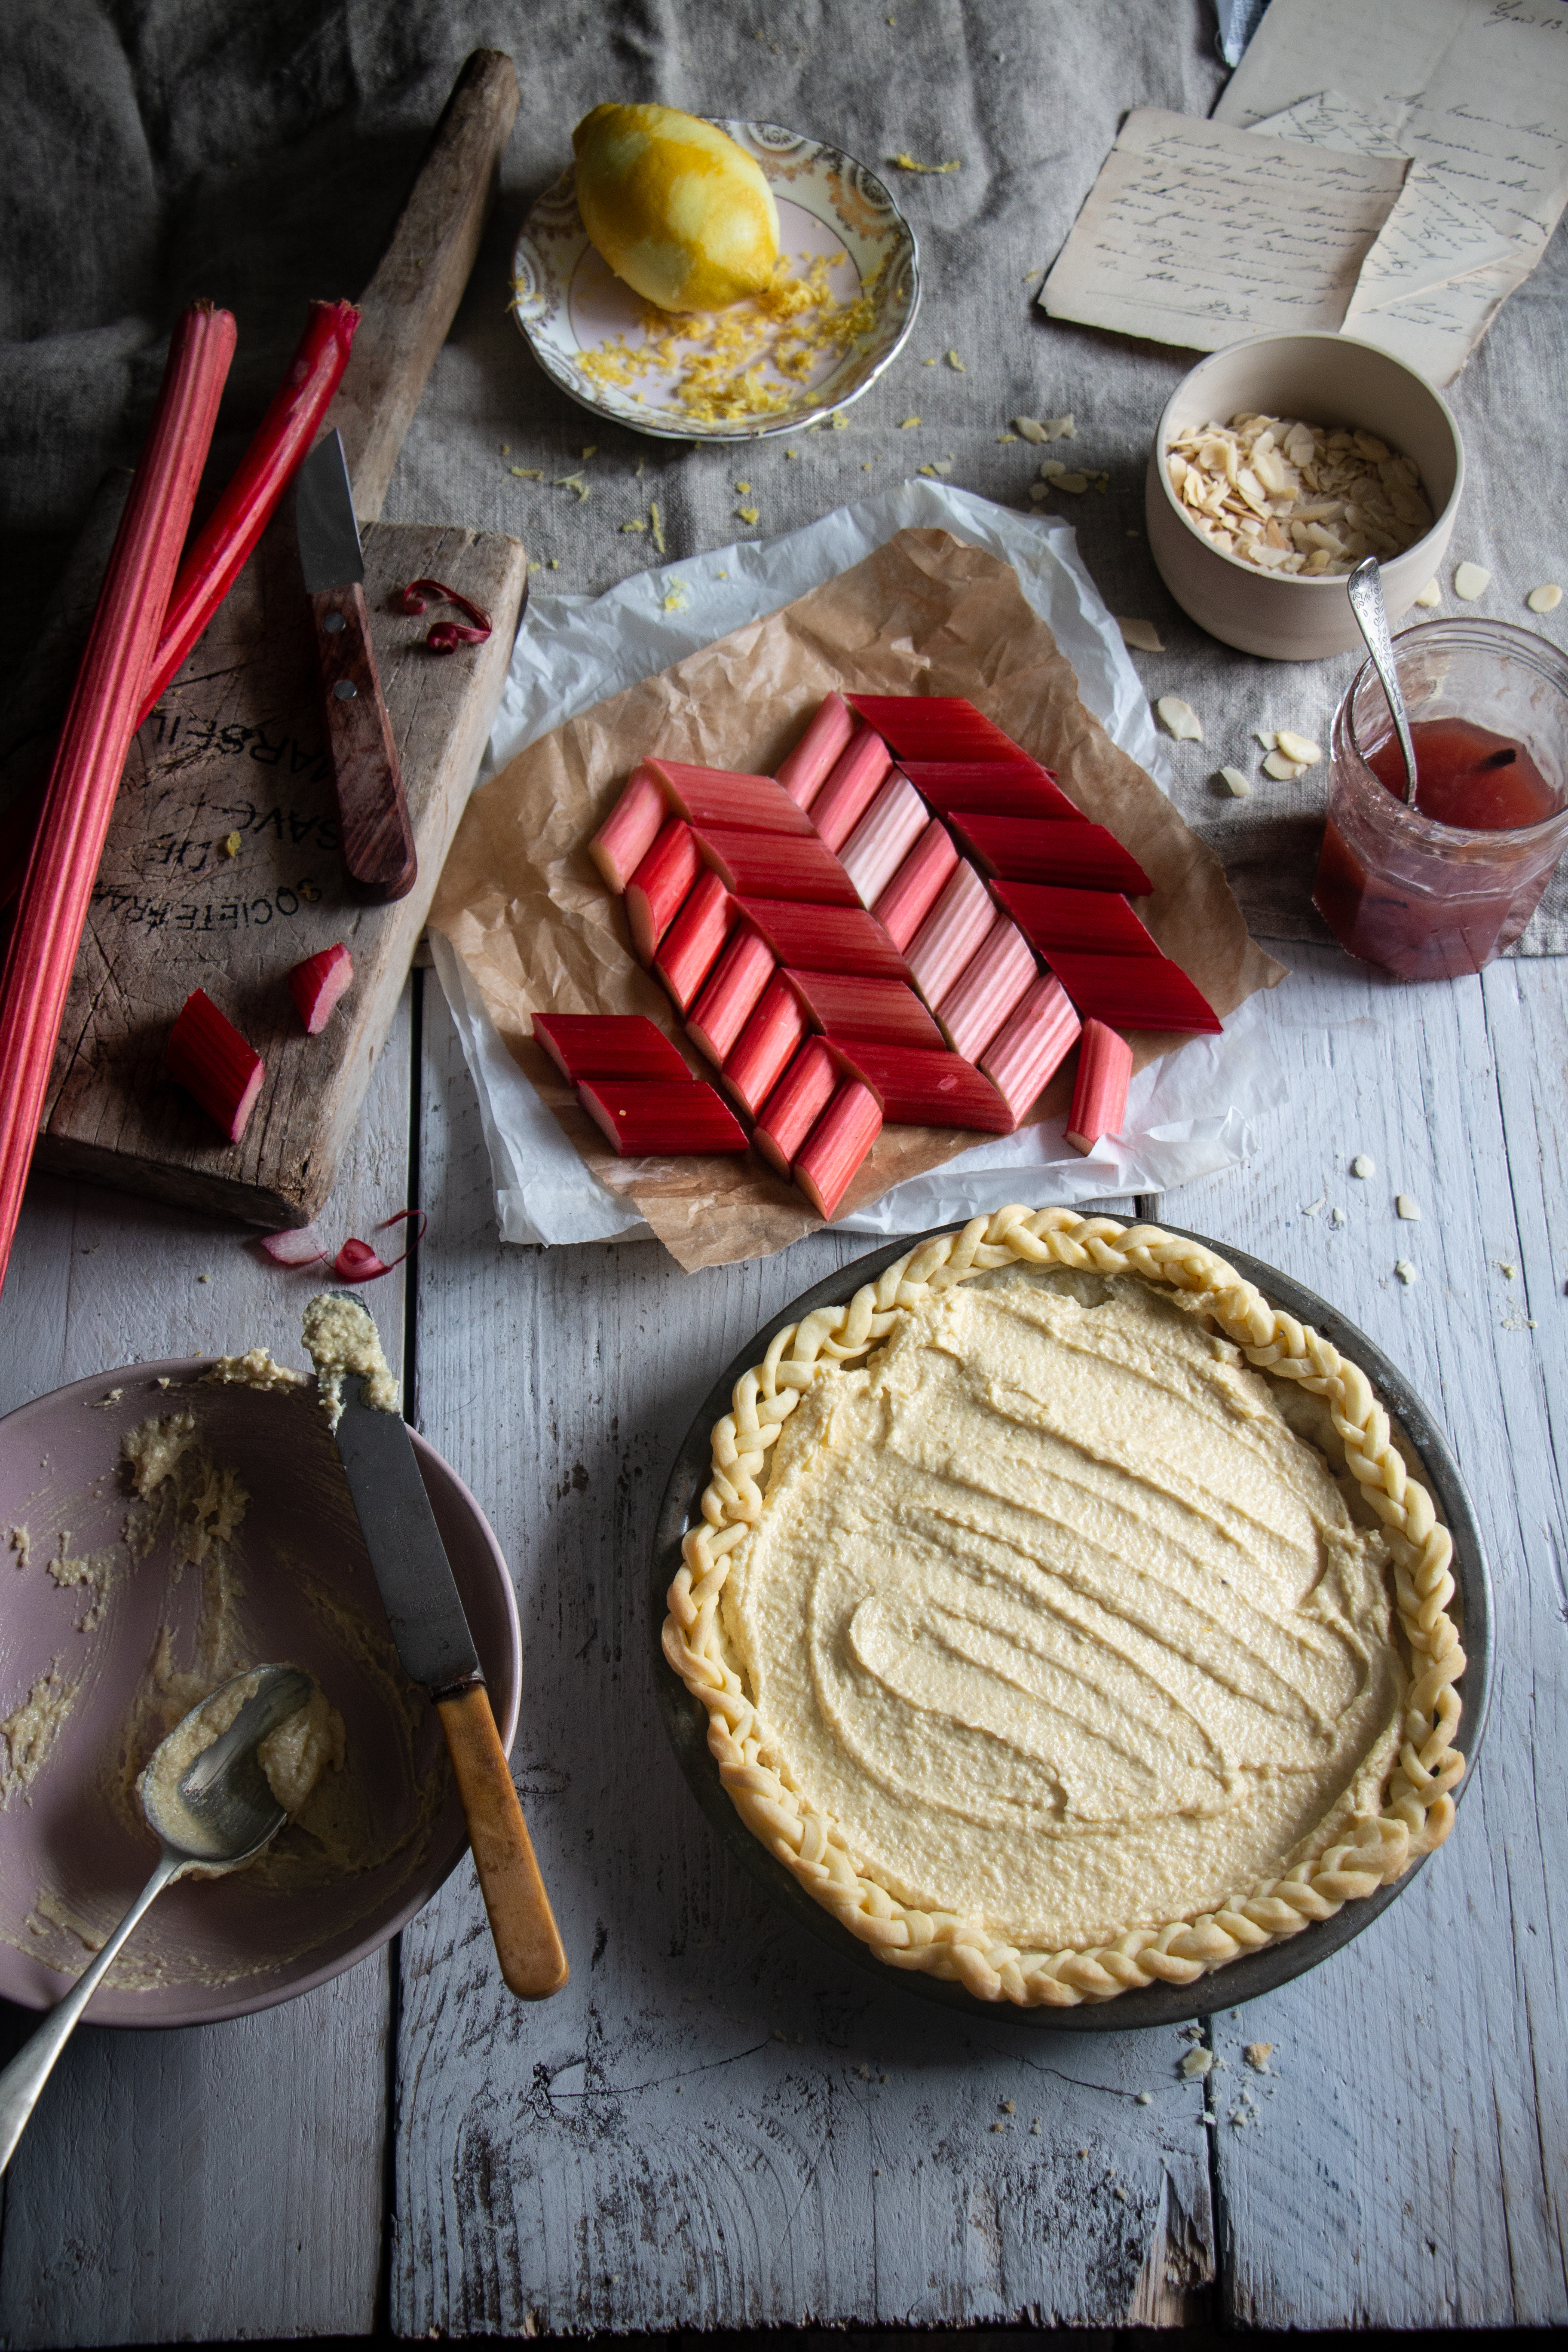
left=662, top=1207, right=1467, bottom=2007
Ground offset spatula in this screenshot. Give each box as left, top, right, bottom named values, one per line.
left=325, top=1294, right=567, bottom=1998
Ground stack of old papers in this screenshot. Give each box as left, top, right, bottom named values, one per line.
left=1042, top=0, right=1568, bottom=383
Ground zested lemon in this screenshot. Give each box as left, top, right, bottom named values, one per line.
left=572, top=104, right=781, bottom=314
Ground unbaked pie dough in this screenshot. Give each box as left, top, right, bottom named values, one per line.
left=663, top=1209, right=1467, bottom=2007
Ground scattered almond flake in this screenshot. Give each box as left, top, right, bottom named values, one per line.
left=1156, top=695, right=1204, bottom=743
left=650, top=502, right=665, bottom=554
left=1180, top=2048, right=1213, bottom=2078
left=1302, top=1194, right=1326, bottom=1216
left=1274, top=729, right=1322, bottom=766
left=508, top=466, right=542, bottom=479
left=218, top=832, right=241, bottom=858
left=1028, top=481, right=1050, bottom=502
left=1219, top=766, right=1251, bottom=797
left=1044, top=415, right=1075, bottom=440
left=1395, top=1258, right=1418, bottom=1285
left=996, top=432, right=1018, bottom=444
left=1255, top=729, right=1277, bottom=751
left=1528, top=583, right=1563, bottom=613
left=1351, top=1154, right=1375, bottom=1178
left=1414, top=579, right=1442, bottom=608
left=900, top=416, right=921, bottom=429
left=1039, top=457, right=1067, bottom=478
left=886, top=153, right=962, bottom=173
left=734, top=479, right=751, bottom=494
left=947, top=349, right=966, bottom=370
left=1052, top=471, right=1090, bottom=493
left=1014, top=416, right=1048, bottom=443
left=619, top=519, right=646, bottom=533
left=661, top=585, right=688, bottom=612
left=1167, top=410, right=1431, bottom=576
left=1001, top=2099, right=1015, bottom=2113
left=1116, top=618, right=1164, bottom=652
left=1135, top=2091, right=1153, bottom=2105
left=1454, top=561, right=1490, bottom=600
left=1396, top=1193, right=1421, bottom=1220
left=1330, top=1206, right=1346, bottom=1227
left=735, top=506, right=760, bottom=524
left=1243, top=2043, right=1274, bottom=2073
left=1262, top=750, right=1308, bottom=781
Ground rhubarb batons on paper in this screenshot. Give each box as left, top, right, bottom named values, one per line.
left=1066, top=1020, right=1133, bottom=1154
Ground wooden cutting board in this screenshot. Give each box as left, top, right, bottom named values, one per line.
left=24, top=50, right=526, bottom=1229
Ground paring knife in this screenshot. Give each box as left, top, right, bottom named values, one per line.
left=325, top=1294, right=568, bottom=1999
left=295, top=431, right=418, bottom=904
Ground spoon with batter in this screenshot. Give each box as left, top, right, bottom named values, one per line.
left=0, top=1663, right=312, bottom=2176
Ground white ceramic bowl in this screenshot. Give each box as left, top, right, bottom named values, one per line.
left=1145, top=332, right=1465, bottom=661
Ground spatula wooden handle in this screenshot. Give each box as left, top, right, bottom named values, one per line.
left=435, top=1684, right=568, bottom=1999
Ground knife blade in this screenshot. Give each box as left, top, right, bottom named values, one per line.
left=329, top=1307, right=567, bottom=1999
left=296, top=431, right=417, bottom=904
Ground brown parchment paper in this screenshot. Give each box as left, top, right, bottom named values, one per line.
left=429, top=528, right=1286, bottom=1272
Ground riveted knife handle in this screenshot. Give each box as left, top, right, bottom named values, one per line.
left=307, top=582, right=417, bottom=903
left=435, top=1684, right=569, bottom=1999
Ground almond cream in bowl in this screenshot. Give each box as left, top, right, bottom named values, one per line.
left=1145, top=332, right=1464, bottom=661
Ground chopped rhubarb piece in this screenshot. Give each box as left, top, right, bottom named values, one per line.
left=332, top=1210, right=426, bottom=1283
left=166, top=989, right=264, bottom=1143
left=590, top=767, right=667, bottom=893
left=811, top=725, right=894, bottom=853
left=754, top=1038, right=842, bottom=1175
left=1066, top=1020, right=1133, bottom=1154
left=847, top=695, right=1019, bottom=761
left=259, top=1225, right=329, bottom=1268
left=693, top=825, right=859, bottom=906
left=905, top=859, right=995, bottom=1006
left=288, top=943, right=354, bottom=1034
left=872, top=819, right=959, bottom=951
left=903, top=762, right=1082, bottom=823
left=835, top=1041, right=1014, bottom=1133
left=934, top=916, right=1037, bottom=1063
left=648, top=760, right=814, bottom=835
left=980, top=973, right=1081, bottom=1124
left=625, top=818, right=701, bottom=963
left=783, top=970, right=943, bottom=1050
left=737, top=899, right=910, bottom=981
left=839, top=772, right=928, bottom=907
left=1041, top=950, right=1222, bottom=1035
left=577, top=1079, right=748, bottom=1157
left=775, top=692, right=855, bottom=808
left=952, top=813, right=1153, bottom=896
left=686, top=926, right=777, bottom=1067
left=794, top=1079, right=882, bottom=1220
left=653, top=871, right=732, bottom=1012
left=532, top=1013, right=689, bottom=1083
left=992, top=880, right=1160, bottom=958
left=722, top=973, right=810, bottom=1115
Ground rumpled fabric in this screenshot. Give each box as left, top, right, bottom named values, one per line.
left=3, top=0, right=1565, bottom=944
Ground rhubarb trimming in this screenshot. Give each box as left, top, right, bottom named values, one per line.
left=395, top=577, right=492, bottom=654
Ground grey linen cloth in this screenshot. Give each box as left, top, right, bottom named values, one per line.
left=3, top=0, right=1565, bottom=948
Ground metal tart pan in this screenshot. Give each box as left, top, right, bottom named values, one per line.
left=651, top=1223, right=1492, bottom=2030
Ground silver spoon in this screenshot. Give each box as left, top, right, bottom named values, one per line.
left=1348, top=556, right=1419, bottom=806
left=0, top=1663, right=312, bottom=2176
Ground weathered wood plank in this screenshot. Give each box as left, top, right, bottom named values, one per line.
left=1179, top=945, right=1567, bottom=2329
left=394, top=982, right=1214, bottom=2337
left=0, top=983, right=419, bottom=2346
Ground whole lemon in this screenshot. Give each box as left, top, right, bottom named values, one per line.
left=572, top=104, right=781, bottom=313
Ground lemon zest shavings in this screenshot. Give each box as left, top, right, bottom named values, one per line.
left=886, top=153, right=962, bottom=173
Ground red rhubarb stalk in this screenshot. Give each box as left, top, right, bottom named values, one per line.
left=332, top=1210, right=427, bottom=1282
left=686, top=927, right=777, bottom=1068
left=625, top=818, right=701, bottom=962
left=1041, top=950, right=1222, bottom=1036
left=694, top=825, right=859, bottom=906
left=905, top=859, right=995, bottom=1006
left=980, top=973, right=1081, bottom=1125
left=775, top=692, right=854, bottom=808
left=833, top=1042, right=1014, bottom=1133
left=288, top=943, right=354, bottom=1034
left=754, top=1038, right=841, bottom=1175
left=952, top=813, right=1153, bottom=897
left=934, top=916, right=1037, bottom=1063
left=721, top=972, right=809, bottom=1115
left=532, top=1013, right=689, bottom=1082
left=847, top=695, right=1018, bottom=760
left=783, top=970, right=942, bottom=1050
left=992, top=881, right=1161, bottom=958
left=576, top=1079, right=748, bottom=1156
left=590, top=767, right=668, bottom=894
left=871, top=819, right=959, bottom=951
left=902, top=763, right=1081, bottom=822
left=652, top=872, right=732, bottom=1012
left=1066, top=1019, right=1133, bottom=1153
left=166, top=987, right=264, bottom=1142
left=793, top=1079, right=882, bottom=1220
left=839, top=772, right=928, bottom=907
left=138, top=300, right=357, bottom=724
left=810, top=725, right=894, bottom=854
left=0, top=302, right=234, bottom=1286
left=395, top=577, right=492, bottom=654
left=649, top=760, right=814, bottom=835
left=737, top=899, right=909, bottom=982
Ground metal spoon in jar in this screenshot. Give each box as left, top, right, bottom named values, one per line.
left=0, top=1663, right=312, bottom=2175
left=1348, top=557, right=1419, bottom=806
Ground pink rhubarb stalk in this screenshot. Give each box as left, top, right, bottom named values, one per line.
left=653, top=872, right=732, bottom=1012
left=590, top=767, right=668, bottom=894
left=166, top=987, right=264, bottom=1143
left=839, top=772, right=928, bottom=907
left=810, top=725, right=893, bottom=854
left=1066, top=1019, right=1133, bottom=1153
left=847, top=695, right=1018, bottom=760
left=871, top=819, right=959, bottom=951
left=288, top=943, right=353, bottom=1034
left=905, top=859, right=995, bottom=1006
left=783, top=970, right=942, bottom=1050
left=625, top=818, right=701, bottom=963
left=532, top=1013, right=689, bottom=1082
left=686, top=927, right=777, bottom=1068
left=576, top=1078, right=748, bottom=1156
left=694, top=825, right=859, bottom=906
left=754, top=1038, right=842, bottom=1175
left=736, top=899, right=909, bottom=982
left=649, top=760, right=813, bottom=835
left=775, top=692, right=855, bottom=808
left=934, top=916, right=1037, bottom=1063
left=793, top=1079, right=882, bottom=1220
left=980, top=973, right=1081, bottom=1125
left=834, top=1041, right=1013, bottom=1133
left=721, top=972, right=809, bottom=1116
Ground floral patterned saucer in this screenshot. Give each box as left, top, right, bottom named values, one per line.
left=510, top=122, right=921, bottom=443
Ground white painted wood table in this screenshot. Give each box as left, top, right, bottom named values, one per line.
left=0, top=941, right=1562, bottom=2342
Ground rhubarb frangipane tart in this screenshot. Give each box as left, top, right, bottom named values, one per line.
left=662, top=1208, right=1466, bottom=2007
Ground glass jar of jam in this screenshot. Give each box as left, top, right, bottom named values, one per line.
left=1314, top=620, right=1568, bottom=981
